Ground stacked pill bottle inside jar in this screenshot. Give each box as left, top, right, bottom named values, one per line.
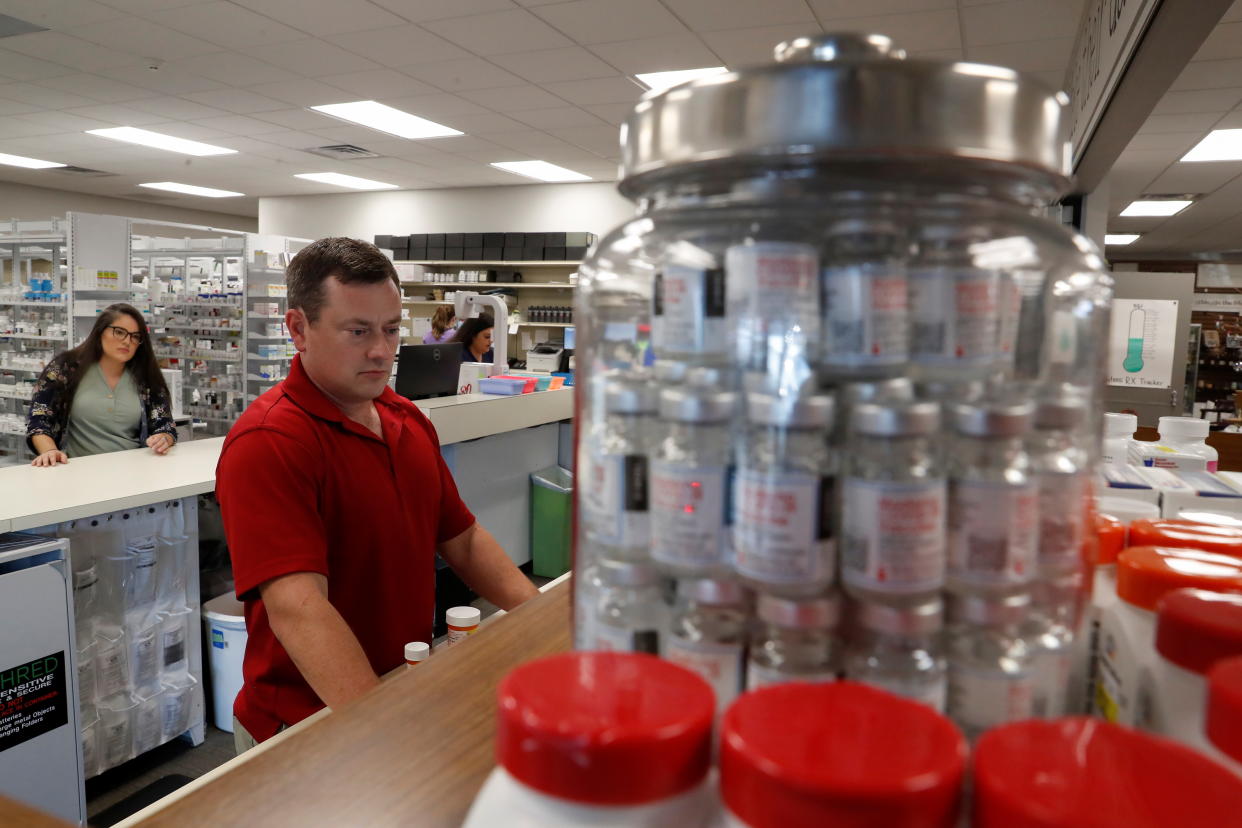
left=571, top=33, right=1112, bottom=739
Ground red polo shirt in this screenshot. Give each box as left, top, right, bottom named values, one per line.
left=215, top=355, right=475, bottom=740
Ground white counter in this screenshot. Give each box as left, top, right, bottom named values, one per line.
left=0, top=388, right=573, bottom=533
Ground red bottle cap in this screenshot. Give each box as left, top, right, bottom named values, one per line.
left=1096, top=513, right=1126, bottom=565
left=1155, top=589, right=1242, bottom=674
left=494, top=652, right=714, bottom=805
left=973, top=717, right=1242, bottom=827
left=720, top=681, right=965, bottom=828
left=1129, top=518, right=1242, bottom=558
left=1208, top=656, right=1242, bottom=764
left=1115, top=546, right=1242, bottom=612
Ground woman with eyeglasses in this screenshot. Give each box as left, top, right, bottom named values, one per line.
left=26, top=302, right=177, bottom=467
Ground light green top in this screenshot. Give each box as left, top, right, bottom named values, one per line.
left=64, top=363, right=142, bottom=458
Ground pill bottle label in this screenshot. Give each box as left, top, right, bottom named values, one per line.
left=746, top=662, right=837, bottom=691
left=652, top=264, right=727, bottom=357
left=858, top=674, right=948, bottom=713
left=1038, top=473, right=1087, bottom=568
left=1032, top=648, right=1071, bottom=718
left=651, top=463, right=728, bottom=567
left=583, top=452, right=649, bottom=549
left=822, top=265, right=909, bottom=366
left=664, top=636, right=744, bottom=712
left=594, top=622, right=660, bottom=655
left=949, top=665, right=1034, bottom=734
left=948, top=481, right=1038, bottom=585
left=842, top=479, right=946, bottom=594
left=910, top=268, right=1000, bottom=365
left=446, top=625, right=478, bottom=645
left=734, top=470, right=833, bottom=584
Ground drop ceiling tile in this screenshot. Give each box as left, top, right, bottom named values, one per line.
left=546, top=124, right=623, bottom=154
left=0, top=82, right=98, bottom=108
left=1123, top=132, right=1205, bottom=153
left=98, top=65, right=228, bottom=95
left=252, top=108, right=338, bottom=130
left=403, top=59, right=524, bottom=92
left=702, top=23, right=822, bottom=67
left=231, top=0, right=408, bottom=37
left=490, top=47, right=619, bottom=83
left=380, top=92, right=489, bottom=117
left=582, top=102, right=633, bottom=126
left=306, top=124, right=415, bottom=145
left=1218, top=110, right=1242, bottom=129
left=588, top=34, right=722, bottom=74
left=1137, top=112, right=1225, bottom=135
left=71, top=17, right=225, bottom=62
left=487, top=128, right=578, bottom=152
left=146, top=2, right=307, bottom=49
left=189, top=114, right=290, bottom=136
left=663, top=0, right=816, bottom=32
left=423, top=9, right=573, bottom=55
left=508, top=106, right=607, bottom=128
left=2, top=32, right=147, bottom=72
left=541, top=76, right=645, bottom=105
left=808, top=9, right=961, bottom=52
left=967, top=37, right=1072, bottom=73
left=1172, top=59, right=1242, bottom=92
left=0, top=96, right=40, bottom=115
left=1226, top=0, right=1242, bottom=23
left=534, top=0, right=687, bottom=44
left=1195, top=22, right=1242, bottom=61
left=245, top=129, right=325, bottom=149
left=1147, top=161, right=1242, bottom=195
left=325, top=24, right=473, bottom=65
left=0, top=0, right=125, bottom=28
left=1152, top=88, right=1242, bottom=117
left=371, top=0, right=516, bottom=23
left=36, top=74, right=153, bottom=104
left=434, top=110, right=530, bottom=134
left=247, top=79, right=363, bottom=107
left=0, top=48, right=76, bottom=81
left=169, top=52, right=299, bottom=88
left=126, top=122, right=230, bottom=141
left=12, top=111, right=107, bottom=132
left=64, top=103, right=171, bottom=126
left=0, top=119, right=60, bottom=139
left=182, top=88, right=290, bottom=113
left=240, top=39, right=380, bottom=77
left=458, top=84, right=567, bottom=111
left=316, top=69, right=438, bottom=99
left=125, top=96, right=232, bottom=120
left=961, top=0, right=1084, bottom=47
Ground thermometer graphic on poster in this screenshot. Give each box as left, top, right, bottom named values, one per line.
left=1107, top=299, right=1177, bottom=389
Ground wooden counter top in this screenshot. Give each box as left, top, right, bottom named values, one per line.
left=133, top=582, right=571, bottom=827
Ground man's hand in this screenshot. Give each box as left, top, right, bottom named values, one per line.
left=31, top=450, right=68, bottom=467
left=147, top=433, right=174, bottom=455
left=438, top=523, right=539, bottom=611
left=260, top=572, right=381, bottom=710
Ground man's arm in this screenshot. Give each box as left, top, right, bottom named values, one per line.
left=259, top=571, right=380, bottom=709
left=438, top=523, right=538, bottom=611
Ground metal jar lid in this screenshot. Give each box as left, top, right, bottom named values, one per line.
left=855, top=597, right=943, bottom=635
left=605, top=379, right=657, bottom=414
left=950, top=591, right=1031, bottom=626
left=952, top=402, right=1034, bottom=438
left=619, top=32, right=1072, bottom=197
left=599, top=558, right=659, bottom=587
left=659, top=387, right=734, bottom=423
left=1035, top=395, right=1087, bottom=430
left=757, top=592, right=840, bottom=629
left=678, top=577, right=748, bottom=606
left=852, top=401, right=940, bottom=436
left=747, top=392, right=834, bottom=428
left=837, top=378, right=914, bottom=408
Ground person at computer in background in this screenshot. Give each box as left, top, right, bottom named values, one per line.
left=422, top=305, right=456, bottom=345
left=452, top=314, right=494, bottom=363
left=215, top=240, right=536, bottom=752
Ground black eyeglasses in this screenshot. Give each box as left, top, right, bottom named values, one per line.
left=107, top=325, right=143, bottom=345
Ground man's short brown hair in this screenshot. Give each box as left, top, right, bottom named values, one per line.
left=286, top=237, right=400, bottom=322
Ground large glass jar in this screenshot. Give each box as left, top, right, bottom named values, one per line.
left=573, top=32, right=1110, bottom=663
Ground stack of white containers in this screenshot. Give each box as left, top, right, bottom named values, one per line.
left=65, top=500, right=202, bottom=777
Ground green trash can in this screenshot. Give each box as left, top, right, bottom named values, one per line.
left=530, top=465, right=573, bottom=578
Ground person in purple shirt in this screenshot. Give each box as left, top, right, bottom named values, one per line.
left=422, top=305, right=457, bottom=345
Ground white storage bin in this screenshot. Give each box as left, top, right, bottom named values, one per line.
left=203, top=593, right=246, bottom=733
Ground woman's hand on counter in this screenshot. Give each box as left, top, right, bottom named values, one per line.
left=147, top=433, right=174, bottom=455
left=31, top=449, right=68, bottom=467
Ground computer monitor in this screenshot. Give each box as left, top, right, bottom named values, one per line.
left=395, top=343, right=462, bottom=400
left=564, top=325, right=575, bottom=350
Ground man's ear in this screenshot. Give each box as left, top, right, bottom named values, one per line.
left=286, top=307, right=310, bottom=352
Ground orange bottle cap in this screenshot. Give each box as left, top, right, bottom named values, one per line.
left=1096, top=514, right=1126, bottom=566
left=1116, top=546, right=1242, bottom=612
left=1129, top=519, right=1242, bottom=559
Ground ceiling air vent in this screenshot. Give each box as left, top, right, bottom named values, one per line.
left=304, top=144, right=381, bottom=160
left=49, top=166, right=116, bottom=177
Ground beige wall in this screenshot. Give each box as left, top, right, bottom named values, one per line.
left=0, top=180, right=257, bottom=231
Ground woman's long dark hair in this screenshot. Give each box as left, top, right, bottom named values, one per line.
left=59, top=303, right=170, bottom=415
left=450, top=314, right=494, bottom=355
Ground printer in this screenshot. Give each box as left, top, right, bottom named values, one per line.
left=526, top=342, right=564, bottom=373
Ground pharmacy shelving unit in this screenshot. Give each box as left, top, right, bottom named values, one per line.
left=397, top=260, right=578, bottom=363
left=243, top=234, right=310, bottom=406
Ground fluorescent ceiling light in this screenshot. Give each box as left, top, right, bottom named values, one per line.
left=490, top=160, right=591, bottom=183
left=294, top=172, right=398, bottom=190
left=1105, top=233, right=1140, bottom=245
left=86, top=127, right=236, bottom=156
left=1181, top=129, right=1242, bottom=162
left=309, top=101, right=462, bottom=139
left=1119, top=199, right=1193, bottom=217
left=0, top=152, right=65, bottom=169
left=635, top=66, right=728, bottom=92
left=140, top=181, right=243, bottom=198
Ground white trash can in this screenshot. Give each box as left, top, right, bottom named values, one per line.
left=202, top=593, right=246, bottom=733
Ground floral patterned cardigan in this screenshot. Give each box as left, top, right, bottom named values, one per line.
left=25, top=354, right=178, bottom=453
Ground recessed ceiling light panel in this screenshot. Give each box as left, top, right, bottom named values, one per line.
left=1119, top=199, right=1193, bottom=217
left=1181, top=129, right=1242, bottom=163
left=140, top=182, right=243, bottom=198
left=86, top=127, right=236, bottom=156
left=294, top=172, right=399, bottom=190
left=1104, top=233, right=1140, bottom=245
left=635, top=66, right=728, bottom=92
left=309, top=101, right=462, bottom=140
left=0, top=152, right=65, bottom=169
left=490, top=160, right=591, bottom=182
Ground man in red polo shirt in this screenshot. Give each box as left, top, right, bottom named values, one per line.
left=216, top=237, right=538, bottom=750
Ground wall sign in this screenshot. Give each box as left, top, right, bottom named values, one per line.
left=1107, top=298, right=1179, bottom=388
left=1192, top=294, right=1242, bottom=313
